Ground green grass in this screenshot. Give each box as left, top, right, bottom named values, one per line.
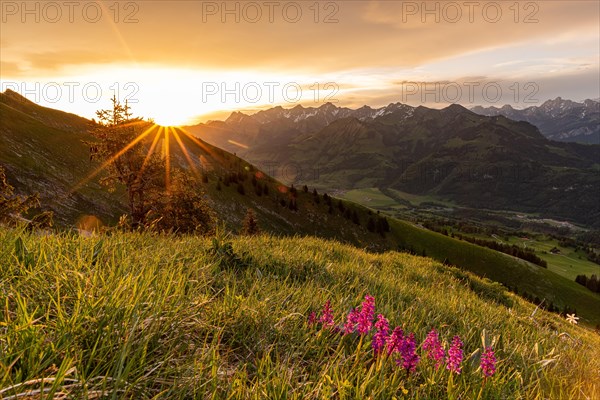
left=340, top=188, right=454, bottom=210
left=385, top=188, right=455, bottom=208
left=504, top=236, right=600, bottom=281
left=388, top=220, right=600, bottom=327
left=340, top=188, right=398, bottom=208
left=1, top=227, right=599, bottom=399
left=333, top=190, right=600, bottom=326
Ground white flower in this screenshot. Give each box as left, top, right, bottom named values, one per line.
left=566, top=314, right=579, bottom=325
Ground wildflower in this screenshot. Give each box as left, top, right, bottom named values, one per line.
left=372, top=314, right=390, bottom=355
left=343, top=307, right=359, bottom=335
left=386, top=327, right=404, bottom=356
left=319, top=300, right=335, bottom=328
left=480, top=346, right=497, bottom=377
left=566, top=314, right=579, bottom=325
left=422, top=329, right=445, bottom=368
left=446, top=335, right=463, bottom=374
left=397, top=332, right=420, bottom=372
left=308, top=311, right=317, bottom=326
left=357, top=294, right=375, bottom=335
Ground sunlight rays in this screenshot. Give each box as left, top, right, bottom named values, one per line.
left=70, top=122, right=226, bottom=198
left=172, top=128, right=201, bottom=180
left=70, top=123, right=159, bottom=193
left=177, top=127, right=229, bottom=167
left=227, top=139, right=250, bottom=150
left=164, top=127, right=171, bottom=194
left=138, top=125, right=163, bottom=179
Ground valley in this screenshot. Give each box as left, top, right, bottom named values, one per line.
left=186, top=102, right=600, bottom=229
left=2, top=2, right=599, bottom=397
left=2, top=90, right=599, bottom=327
left=341, top=186, right=600, bottom=282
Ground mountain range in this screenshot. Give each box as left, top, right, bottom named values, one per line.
left=185, top=101, right=600, bottom=227
left=471, top=97, right=599, bottom=144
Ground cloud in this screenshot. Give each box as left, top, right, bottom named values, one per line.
left=0, top=61, right=22, bottom=76
left=22, top=50, right=119, bottom=72
left=0, top=1, right=597, bottom=75
left=0, top=0, right=597, bottom=121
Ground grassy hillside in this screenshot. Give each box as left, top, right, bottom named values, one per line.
left=389, top=219, right=600, bottom=327
left=0, top=101, right=128, bottom=225
left=1, top=227, right=598, bottom=399
left=505, top=236, right=600, bottom=281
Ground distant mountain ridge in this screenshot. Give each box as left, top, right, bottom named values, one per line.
left=471, top=97, right=600, bottom=144
left=247, top=102, right=415, bottom=125
left=192, top=97, right=599, bottom=146
left=186, top=101, right=600, bottom=227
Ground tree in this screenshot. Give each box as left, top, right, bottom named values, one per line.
left=352, top=210, right=360, bottom=225
left=237, top=183, right=245, bottom=195
left=89, top=97, right=216, bottom=233
left=313, top=188, right=320, bottom=204
left=89, top=96, right=163, bottom=228
left=367, top=217, right=375, bottom=232
left=241, top=208, right=260, bottom=236
left=575, top=274, right=588, bottom=287
left=287, top=198, right=298, bottom=211
left=0, top=166, right=43, bottom=225
left=344, top=208, right=352, bottom=220
left=375, top=217, right=388, bottom=237
left=146, top=169, right=215, bottom=235
left=587, top=274, right=599, bottom=293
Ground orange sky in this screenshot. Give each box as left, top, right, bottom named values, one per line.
left=1, top=0, right=598, bottom=124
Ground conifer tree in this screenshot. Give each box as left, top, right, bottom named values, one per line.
left=241, top=208, right=260, bottom=236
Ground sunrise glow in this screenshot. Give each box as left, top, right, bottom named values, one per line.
left=1, top=1, right=598, bottom=124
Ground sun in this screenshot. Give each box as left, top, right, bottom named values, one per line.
left=152, top=113, right=192, bottom=127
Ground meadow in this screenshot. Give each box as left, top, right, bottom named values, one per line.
left=1, top=227, right=599, bottom=399
left=505, top=236, right=600, bottom=281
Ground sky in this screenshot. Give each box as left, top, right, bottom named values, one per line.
left=1, top=0, right=599, bottom=125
